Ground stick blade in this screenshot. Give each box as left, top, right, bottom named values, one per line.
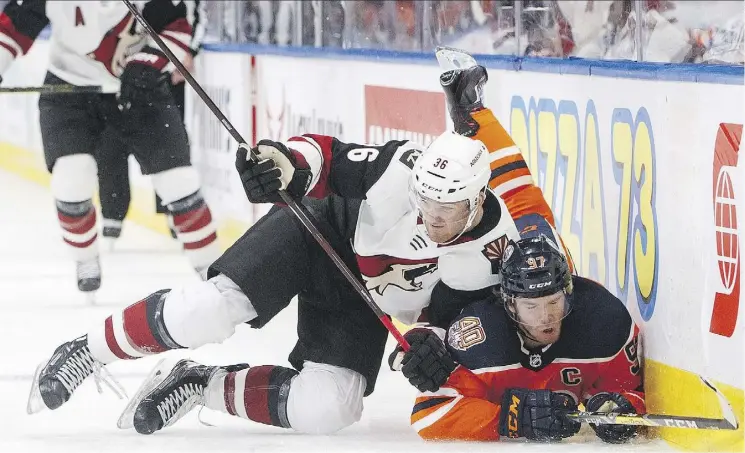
left=700, top=375, right=740, bottom=429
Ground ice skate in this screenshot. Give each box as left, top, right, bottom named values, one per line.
left=76, top=257, right=101, bottom=293
left=27, top=335, right=125, bottom=414
left=118, top=359, right=249, bottom=434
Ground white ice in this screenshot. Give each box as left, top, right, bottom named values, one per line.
left=0, top=169, right=671, bottom=452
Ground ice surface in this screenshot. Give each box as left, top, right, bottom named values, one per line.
left=0, top=169, right=671, bottom=452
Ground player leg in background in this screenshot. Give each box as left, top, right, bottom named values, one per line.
left=28, top=198, right=388, bottom=436
left=117, top=81, right=219, bottom=278
left=152, top=79, right=188, bottom=239
left=38, top=72, right=106, bottom=293
left=95, top=127, right=132, bottom=245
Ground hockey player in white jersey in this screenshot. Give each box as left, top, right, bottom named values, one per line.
left=26, top=59, right=565, bottom=436
left=0, top=0, right=220, bottom=290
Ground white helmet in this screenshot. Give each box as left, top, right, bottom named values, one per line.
left=411, top=131, right=490, bottom=207
left=410, top=132, right=490, bottom=244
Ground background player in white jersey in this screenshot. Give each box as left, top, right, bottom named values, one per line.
left=96, top=0, right=208, bottom=241
left=0, top=0, right=220, bottom=291
left=26, top=61, right=561, bottom=436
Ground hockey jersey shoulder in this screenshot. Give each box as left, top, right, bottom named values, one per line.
left=553, top=276, right=633, bottom=360
left=446, top=298, right=522, bottom=370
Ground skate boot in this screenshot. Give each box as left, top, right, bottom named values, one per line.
left=27, top=335, right=125, bottom=414
left=101, top=219, right=123, bottom=239
left=76, top=257, right=101, bottom=292
left=119, top=359, right=249, bottom=434
left=436, top=48, right=488, bottom=137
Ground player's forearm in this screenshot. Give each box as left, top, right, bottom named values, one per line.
left=412, top=396, right=501, bottom=441
left=0, top=0, right=48, bottom=75
left=140, top=0, right=192, bottom=72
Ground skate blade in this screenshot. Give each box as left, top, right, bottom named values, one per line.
left=85, top=291, right=97, bottom=305
left=26, top=363, right=47, bottom=415
left=117, top=358, right=173, bottom=429
left=435, top=46, right=477, bottom=71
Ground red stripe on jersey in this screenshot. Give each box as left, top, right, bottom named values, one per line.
left=173, top=205, right=212, bottom=234
left=183, top=232, right=217, bottom=250
left=122, top=299, right=168, bottom=355
left=104, top=316, right=136, bottom=360
left=243, top=366, right=273, bottom=425
left=0, top=40, right=17, bottom=57
left=293, top=134, right=333, bottom=198
left=224, top=372, right=238, bottom=416
left=162, top=17, right=192, bottom=36
left=87, top=14, right=134, bottom=75
left=0, top=12, right=33, bottom=53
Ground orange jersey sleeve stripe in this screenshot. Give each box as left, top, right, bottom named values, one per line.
left=411, top=396, right=455, bottom=424
left=490, top=152, right=524, bottom=171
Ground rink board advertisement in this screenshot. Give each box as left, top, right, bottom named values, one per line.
left=0, top=44, right=743, bottom=450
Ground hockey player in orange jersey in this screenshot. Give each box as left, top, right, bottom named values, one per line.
left=400, top=220, right=645, bottom=443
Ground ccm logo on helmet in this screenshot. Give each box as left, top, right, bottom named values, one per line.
left=421, top=183, right=443, bottom=193
left=528, top=281, right=552, bottom=290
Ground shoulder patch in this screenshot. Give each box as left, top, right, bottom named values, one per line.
left=399, top=147, right=422, bottom=170
left=447, top=316, right=486, bottom=351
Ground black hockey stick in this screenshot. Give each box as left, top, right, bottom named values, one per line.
left=121, top=0, right=411, bottom=351
left=0, top=84, right=102, bottom=94
left=564, top=377, right=739, bottom=430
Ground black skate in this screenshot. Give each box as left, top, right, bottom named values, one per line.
left=102, top=219, right=123, bottom=239
left=27, top=335, right=126, bottom=414
left=436, top=46, right=488, bottom=137
left=118, top=359, right=249, bottom=434
left=76, top=257, right=101, bottom=292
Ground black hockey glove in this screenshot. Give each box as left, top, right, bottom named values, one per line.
left=235, top=140, right=313, bottom=204
left=118, top=51, right=172, bottom=111
left=498, top=388, right=581, bottom=442
left=585, top=392, right=639, bottom=444
left=440, top=64, right=488, bottom=137
left=388, top=328, right=456, bottom=393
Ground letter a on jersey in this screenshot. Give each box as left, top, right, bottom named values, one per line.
left=75, top=6, right=85, bottom=26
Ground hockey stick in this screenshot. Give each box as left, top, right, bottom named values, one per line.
left=564, top=377, right=739, bottom=430
left=121, top=0, right=410, bottom=351
left=0, top=84, right=102, bottom=94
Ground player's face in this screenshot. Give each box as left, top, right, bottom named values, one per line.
left=512, top=292, right=566, bottom=346
left=415, top=195, right=480, bottom=244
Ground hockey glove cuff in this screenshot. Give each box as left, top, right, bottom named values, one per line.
left=585, top=392, right=639, bottom=444
left=498, top=388, right=580, bottom=442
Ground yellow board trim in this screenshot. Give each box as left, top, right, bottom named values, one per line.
left=3, top=142, right=744, bottom=451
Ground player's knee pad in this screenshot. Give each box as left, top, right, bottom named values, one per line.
left=151, top=166, right=201, bottom=205
left=287, top=362, right=366, bottom=434
left=162, top=276, right=256, bottom=348
left=51, top=154, right=98, bottom=201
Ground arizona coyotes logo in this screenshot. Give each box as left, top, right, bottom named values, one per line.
left=88, top=13, right=144, bottom=77
left=482, top=234, right=509, bottom=273
left=358, top=256, right=437, bottom=296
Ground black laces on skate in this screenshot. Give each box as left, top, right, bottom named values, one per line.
left=157, top=383, right=205, bottom=426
